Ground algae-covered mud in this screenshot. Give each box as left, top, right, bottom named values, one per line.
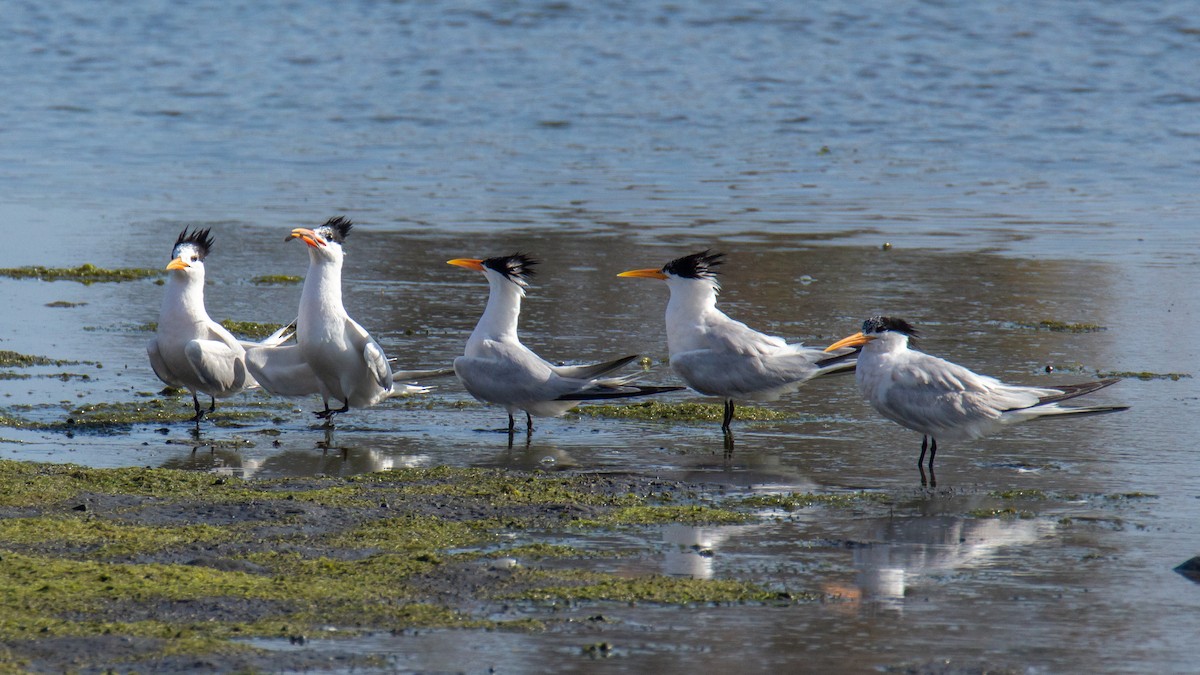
left=0, top=460, right=1174, bottom=673
left=4, top=0, right=1200, bottom=670
left=0, top=229, right=1196, bottom=672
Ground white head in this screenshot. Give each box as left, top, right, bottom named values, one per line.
left=288, top=216, right=353, bottom=265
left=447, top=253, right=538, bottom=296
left=825, top=316, right=920, bottom=353
left=165, top=227, right=215, bottom=280
left=618, top=250, right=724, bottom=293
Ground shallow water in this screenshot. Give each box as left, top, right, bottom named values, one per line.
left=2, top=0, right=1199, bottom=672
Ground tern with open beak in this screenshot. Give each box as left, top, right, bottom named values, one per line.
left=825, top=316, right=1129, bottom=476
left=618, top=251, right=856, bottom=435
left=246, top=217, right=442, bottom=423
left=147, top=227, right=291, bottom=422
left=448, top=253, right=682, bottom=435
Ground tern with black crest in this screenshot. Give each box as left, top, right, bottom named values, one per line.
left=448, top=254, right=682, bottom=435
left=825, top=316, right=1128, bottom=477
left=148, top=227, right=290, bottom=422
left=618, top=251, right=856, bottom=435
left=246, top=217, right=442, bottom=423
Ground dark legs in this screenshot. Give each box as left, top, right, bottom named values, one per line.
left=505, top=411, right=535, bottom=443
left=314, top=399, right=350, bottom=427
left=918, top=435, right=938, bottom=487
left=721, top=400, right=735, bottom=433
left=190, top=392, right=216, bottom=423
left=314, top=401, right=350, bottom=419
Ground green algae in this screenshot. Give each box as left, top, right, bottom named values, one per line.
left=0, top=350, right=83, bottom=368
left=250, top=274, right=303, bottom=285
left=0, top=460, right=255, bottom=507
left=990, top=489, right=1049, bottom=500
left=1013, top=320, right=1105, bottom=333
left=218, top=320, right=286, bottom=340
left=0, top=516, right=231, bottom=557
left=0, top=459, right=830, bottom=668
left=576, top=400, right=790, bottom=422
left=577, top=505, right=750, bottom=527
left=1096, top=370, right=1191, bottom=381
left=506, top=569, right=792, bottom=604
left=966, top=507, right=1034, bottom=519
left=0, top=263, right=161, bottom=284
left=740, top=491, right=892, bottom=512
left=328, top=515, right=493, bottom=553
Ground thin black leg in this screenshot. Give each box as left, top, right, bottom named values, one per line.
left=190, top=392, right=205, bottom=423
left=721, top=399, right=735, bottom=433
left=918, top=435, right=928, bottom=467
left=314, top=400, right=350, bottom=420
left=208, top=396, right=217, bottom=413
left=507, top=413, right=516, bottom=434
left=525, top=411, right=534, bottom=434
left=928, top=438, right=938, bottom=471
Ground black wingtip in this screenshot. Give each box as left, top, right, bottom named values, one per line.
left=556, top=385, right=685, bottom=401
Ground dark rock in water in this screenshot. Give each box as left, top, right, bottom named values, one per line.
left=1173, top=556, right=1200, bottom=582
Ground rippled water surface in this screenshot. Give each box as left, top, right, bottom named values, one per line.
left=2, top=0, right=1199, bottom=672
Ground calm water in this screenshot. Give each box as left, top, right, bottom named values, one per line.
left=1, top=1, right=1199, bottom=672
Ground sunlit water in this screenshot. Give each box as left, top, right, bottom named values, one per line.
left=2, top=0, right=1199, bottom=672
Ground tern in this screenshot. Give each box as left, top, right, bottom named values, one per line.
left=147, top=227, right=291, bottom=422
left=618, top=251, right=856, bottom=434
left=448, top=253, right=682, bottom=434
left=825, top=316, right=1129, bottom=474
left=246, top=217, right=444, bottom=423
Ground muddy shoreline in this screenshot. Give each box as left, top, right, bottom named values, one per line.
left=0, top=455, right=1158, bottom=673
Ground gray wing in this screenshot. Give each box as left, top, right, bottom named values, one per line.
left=454, top=353, right=569, bottom=405
left=875, top=354, right=1040, bottom=437
left=244, top=344, right=321, bottom=397
left=671, top=344, right=827, bottom=399
left=346, top=317, right=392, bottom=391
left=147, top=338, right=185, bottom=388
left=184, top=339, right=249, bottom=393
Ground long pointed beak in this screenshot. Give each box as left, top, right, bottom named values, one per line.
left=288, top=228, right=324, bottom=247
left=825, top=332, right=872, bottom=352
left=447, top=258, right=484, bottom=271
left=617, top=268, right=667, bottom=280
left=165, top=257, right=189, bottom=271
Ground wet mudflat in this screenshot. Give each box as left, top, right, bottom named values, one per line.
left=0, top=229, right=1197, bottom=673
left=4, top=0, right=1200, bottom=670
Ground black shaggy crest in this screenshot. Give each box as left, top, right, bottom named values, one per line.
left=483, top=253, right=538, bottom=283
left=863, top=316, right=919, bottom=344
left=317, top=216, right=353, bottom=244
left=663, top=250, right=725, bottom=280
left=173, top=227, right=214, bottom=259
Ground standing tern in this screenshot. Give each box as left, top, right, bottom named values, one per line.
left=448, top=253, right=682, bottom=435
left=825, top=316, right=1129, bottom=477
left=246, top=217, right=443, bottom=423
left=147, top=227, right=290, bottom=422
left=618, top=251, right=856, bottom=435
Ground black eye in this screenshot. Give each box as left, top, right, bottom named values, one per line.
left=190, top=256, right=198, bottom=262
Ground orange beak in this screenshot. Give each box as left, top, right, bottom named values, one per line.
left=617, top=268, right=667, bottom=280
left=824, top=332, right=873, bottom=352
left=447, top=258, right=485, bottom=271
left=288, top=228, right=325, bottom=248
left=165, top=257, right=189, bottom=271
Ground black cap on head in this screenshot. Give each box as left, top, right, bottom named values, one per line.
left=663, top=250, right=724, bottom=280
left=863, top=316, right=919, bottom=343
left=318, top=216, right=353, bottom=244
left=173, top=227, right=214, bottom=259
left=482, top=253, right=538, bottom=283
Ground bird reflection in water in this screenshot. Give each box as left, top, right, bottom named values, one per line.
left=824, top=515, right=1050, bottom=613
left=661, top=523, right=764, bottom=579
